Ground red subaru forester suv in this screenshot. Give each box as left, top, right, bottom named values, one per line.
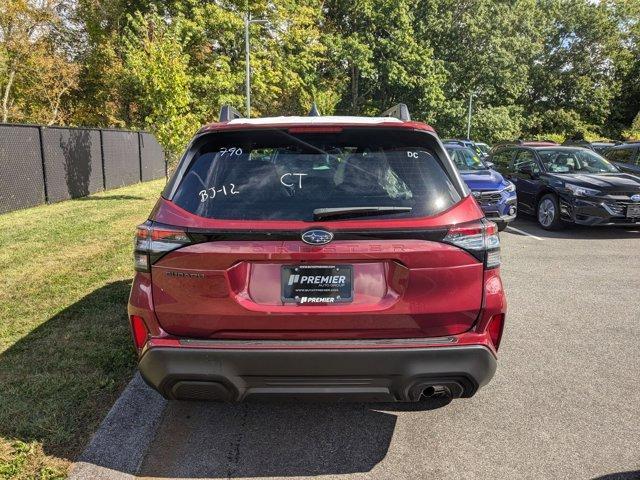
left=128, top=104, right=506, bottom=403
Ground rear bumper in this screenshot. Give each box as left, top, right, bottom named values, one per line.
left=138, top=342, right=497, bottom=402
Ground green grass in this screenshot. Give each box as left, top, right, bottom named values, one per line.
left=0, top=180, right=166, bottom=479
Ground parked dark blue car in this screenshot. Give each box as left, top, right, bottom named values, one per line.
left=445, top=143, right=517, bottom=231
left=604, top=142, right=640, bottom=176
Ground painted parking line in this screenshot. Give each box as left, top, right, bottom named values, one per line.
left=505, top=226, right=544, bottom=241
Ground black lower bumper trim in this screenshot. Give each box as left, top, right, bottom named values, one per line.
left=560, top=197, right=640, bottom=226
left=138, top=344, right=497, bottom=402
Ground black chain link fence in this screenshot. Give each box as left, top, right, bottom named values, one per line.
left=0, top=124, right=166, bottom=214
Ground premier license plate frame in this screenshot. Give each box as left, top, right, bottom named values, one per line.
left=626, top=204, right=640, bottom=218
left=281, top=265, right=353, bottom=304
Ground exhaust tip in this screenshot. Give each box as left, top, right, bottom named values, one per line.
left=421, top=386, right=436, bottom=398
left=420, top=385, right=449, bottom=400
left=408, top=382, right=455, bottom=401
left=406, top=379, right=466, bottom=401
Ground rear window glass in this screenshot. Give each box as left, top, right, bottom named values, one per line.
left=446, top=147, right=486, bottom=171
left=171, top=129, right=461, bottom=221
left=606, top=147, right=635, bottom=164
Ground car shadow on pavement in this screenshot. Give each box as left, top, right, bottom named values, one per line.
left=592, top=471, right=640, bottom=480
left=506, top=216, right=640, bottom=240
left=0, top=280, right=136, bottom=462
left=138, top=397, right=450, bottom=478
left=0, top=276, right=452, bottom=478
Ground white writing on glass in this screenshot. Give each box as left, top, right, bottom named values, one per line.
left=219, top=147, right=243, bottom=156
left=280, top=172, right=307, bottom=188
left=199, top=184, right=239, bottom=203
left=407, top=151, right=419, bottom=158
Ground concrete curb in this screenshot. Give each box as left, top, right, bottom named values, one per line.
left=69, top=372, right=167, bottom=479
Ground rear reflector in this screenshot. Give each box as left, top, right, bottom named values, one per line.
left=134, top=252, right=149, bottom=271
left=130, top=315, right=149, bottom=350
left=486, top=249, right=500, bottom=267
left=443, top=219, right=500, bottom=268
left=487, top=314, right=505, bottom=350
left=134, top=222, right=191, bottom=272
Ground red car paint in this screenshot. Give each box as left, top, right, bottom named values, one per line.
left=128, top=113, right=507, bottom=402
left=129, top=265, right=505, bottom=351
left=196, top=119, right=436, bottom=135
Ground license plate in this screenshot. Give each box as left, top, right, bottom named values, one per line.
left=282, top=265, right=353, bottom=304
left=627, top=204, right=640, bottom=218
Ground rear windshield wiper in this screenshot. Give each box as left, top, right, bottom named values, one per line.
left=313, top=206, right=412, bottom=221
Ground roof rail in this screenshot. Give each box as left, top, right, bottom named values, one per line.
left=308, top=103, right=321, bottom=116
left=442, top=139, right=467, bottom=146
left=494, top=139, right=560, bottom=146
left=493, top=139, right=522, bottom=146
left=380, top=103, right=411, bottom=121
left=219, top=105, right=244, bottom=122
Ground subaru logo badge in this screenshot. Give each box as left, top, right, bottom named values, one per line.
left=301, top=229, right=333, bottom=245
left=631, top=194, right=640, bottom=202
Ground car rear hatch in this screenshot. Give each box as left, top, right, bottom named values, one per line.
left=141, top=126, right=489, bottom=340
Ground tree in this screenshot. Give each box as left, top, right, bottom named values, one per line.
left=525, top=0, right=624, bottom=138
left=123, top=10, right=198, bottom=158
left=323, top=0, right=446, bottom=121
left=2, top=0, right=640, bottom=145
left=415, top=0, right=543, bottom=137
left=623, top=111, right=640, bottom=140
left=605, top=0, right=640, bottom=138
left=165, top=0, right=244, bottom=122
left=471, top=106, right=525, bottom=144
left=250, top=0, right=333, bottom=116
left=0, top=0, right=79, bottom=124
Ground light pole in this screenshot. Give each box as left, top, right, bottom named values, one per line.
left=244, top=13, right=267, bottom=118
left=466, top=91, right=474, bottom=140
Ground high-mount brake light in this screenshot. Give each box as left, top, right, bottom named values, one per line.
left=288, top=126, right=343, bottom=133
left=133, top=222, right=191, bottom=272
left=443, top=219, right=501, bottom=268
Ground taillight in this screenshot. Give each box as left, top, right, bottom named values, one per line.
left=443, top=219, right=500, bottom=268
left=487, top=314, right=505, bottom=350
left=134, top=221, right=191, bottom=272
left=130, top=315, right=149, bottom=350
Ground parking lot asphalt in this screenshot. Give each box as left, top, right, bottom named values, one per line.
left=73, top=217, right=640, bottom=480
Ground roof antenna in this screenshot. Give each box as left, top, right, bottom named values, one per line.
left=308, top=103, right=321, bottom=116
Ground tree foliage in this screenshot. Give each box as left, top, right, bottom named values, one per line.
left=0, top=0, right=79, bottom=124
left=1, top=0, right=639, bottom=157
left=123, top=10, right=197, bottom=158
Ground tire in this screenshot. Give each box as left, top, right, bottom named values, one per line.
left=537, top=194, right=564, bottom=230
left=496, top=221, right=507, bottom=232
